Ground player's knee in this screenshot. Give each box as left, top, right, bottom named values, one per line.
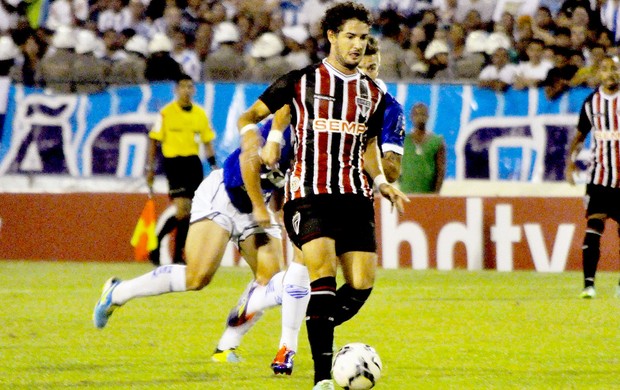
left=185, top=267, right=213, bottom=290
left=347, top=273, right=375, bottom=290
left=586, top=218, right=605, bottom=234
left=175, top=198, right=191, bottom=219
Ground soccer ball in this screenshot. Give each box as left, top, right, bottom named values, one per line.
left=332, top=343, right=382, bottom=389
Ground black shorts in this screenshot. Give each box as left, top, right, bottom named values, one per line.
left=163, top=155, right=204, bottom=198
left=283, top=194, right=376, bottom=256
left=585, top=184, right=620, bottom=222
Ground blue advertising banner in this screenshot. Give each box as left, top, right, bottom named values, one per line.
left=0, top=79, right=593, bottom=182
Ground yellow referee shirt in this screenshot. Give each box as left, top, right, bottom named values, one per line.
left=149, top=102, right=216, bottom=158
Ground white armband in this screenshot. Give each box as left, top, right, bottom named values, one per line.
left=240, top=123, right=258, bottom=136
left=266, top=129, right=283, bottom=144
left=373, top=174, right=388, bottom=190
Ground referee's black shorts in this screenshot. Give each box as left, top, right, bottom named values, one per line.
left=163, top=155, right=204, bottom=198
left=283, top=193, right=376, bottom=256
left=585, top=184, right=620, bottom=222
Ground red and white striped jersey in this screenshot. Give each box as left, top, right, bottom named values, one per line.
left=259, top=59, right=386, bottom=201
left=578, top=87, right=620, bottom=188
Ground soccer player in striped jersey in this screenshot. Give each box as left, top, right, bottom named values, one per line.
left=236, top=3, right=408, bottom=389
left=566, top=56, right=620, bottom=299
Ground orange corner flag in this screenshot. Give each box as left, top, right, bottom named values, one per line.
left=130, top=198, right=158, bottom=261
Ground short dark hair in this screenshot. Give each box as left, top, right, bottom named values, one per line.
left=365, top=36, right=379, bottom=56
left=320, top=1, right=372, bottom=39
left=176, top=73, right=193, bottom=83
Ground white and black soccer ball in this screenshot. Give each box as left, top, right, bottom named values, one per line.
left=332, top=343, right=382, bottom=389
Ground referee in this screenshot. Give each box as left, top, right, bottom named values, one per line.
left=146, top=74, right=217, bottom=264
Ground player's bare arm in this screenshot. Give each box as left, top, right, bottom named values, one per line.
left=565, top=130, right=586, bottom=185
left=434, top=140, right=446, bottom=193
left=364, top=136, right=409, bottom=213
left=261, top=105, right=291, bottom=168
left=381, top=151, right=402, bottom=183
left=238, top=101, right=272, bottom=226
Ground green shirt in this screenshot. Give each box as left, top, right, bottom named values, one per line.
left=400, top=133, right=443, bottom=194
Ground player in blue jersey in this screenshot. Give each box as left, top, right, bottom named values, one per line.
left=93, top=106, right=310, bottom=369
left=357, top=36, right=405, bottom=183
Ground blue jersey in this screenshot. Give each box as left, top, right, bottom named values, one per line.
left=381, top=91, right=405, bottom=156
left=223, top=119, right=293, bottom=213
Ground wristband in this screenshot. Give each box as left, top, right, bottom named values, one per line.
left=373, top=174, right=388, bottom=190
left=207, top=156, right=217, bottom=167
left=266, top=129, right=283, bottom=144
left=240, top=123, right=258, bottom=136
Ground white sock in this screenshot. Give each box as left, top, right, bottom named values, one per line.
left=216, top=311, right=264, bottom=351
left=246, top=271, right=285, bottom=314
left=279, top=262, right=310, bottom=352
left=111, top=264, right=187, bottom=305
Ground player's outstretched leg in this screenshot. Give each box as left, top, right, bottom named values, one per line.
left=272, top=261, right=310, bottom=375
left=212, top=272, right=285, bottom=362
left=93, top=264, right=187, bottom=329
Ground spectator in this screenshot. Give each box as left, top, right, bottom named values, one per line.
left=46, top=0, right=75, bottom=31
left=170, top=29, right=201, bottom=81
left=243, top=32, right=291, bottom=82
left=400, top=102, right=446, bottom=194
left=204, top=21, right=245, bottom=81
left=193, top=22, right=212, bottom=62
left=462, top=9, right=485, bottom=34
left=422, top=39, right=451, bottom=79
left=543, top=45, right=578, bottom=100
left=36, top=25, right=77, bottom=93
left=282, top=25, right=312, bottom=69
left=0, top=0, right=21, bottom=33
left=127, top=0, right=151, bottom=38
left=454, top=0, right=496, bottom=23
left=277, top=0, right=305, bottom=27
left=97, top=0, right=132, bottom=33
left=378, top=10, right=408, bottom=80
left=493, top=0, right=540, bottom=23
left=0, top=36, right=19, bottom=77
left=513, top=38, right=553, bottom=89
left=600, top=0, right=620, bottom=43
left=298, top=0, right=336, bottom=36
left=145, top=33, right=184, bottom=82
left=571, top=45, right=605, bottom=88
left=109, top=34, right=147, bottom=84
left=181, top=0, right=206, bottom=38
left=403, top=25, right=428, bottom=77
left=570, top=25, right=588, bottom=52
left=553, top=27, right=572, bottom=48
left=10, top=29, right=43, bottom=86
left=73, top=29, right=110, bottom=93
left=151, top=6, right=182, bottom=37
left=454, top=29, right=487, bottom=79
left=478, top=34, right=517, bottom=91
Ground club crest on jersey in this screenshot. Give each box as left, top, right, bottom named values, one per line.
left=290, top=175, right=301, bottom=192
left=356, top=97, right=372, bottom=117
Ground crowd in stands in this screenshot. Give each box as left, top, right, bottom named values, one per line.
left=0, top=0, right=617, bottom=97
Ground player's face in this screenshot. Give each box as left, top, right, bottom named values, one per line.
left=176, top=80, right=195, bottom=103
left=328, top=19, right=370, bottom=72
left=599, top=58, right=620, bottom=92
left=358, top=53, right=380, bottom=80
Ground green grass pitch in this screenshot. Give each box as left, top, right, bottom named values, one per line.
left=2, top=261, right=620, bottom=389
